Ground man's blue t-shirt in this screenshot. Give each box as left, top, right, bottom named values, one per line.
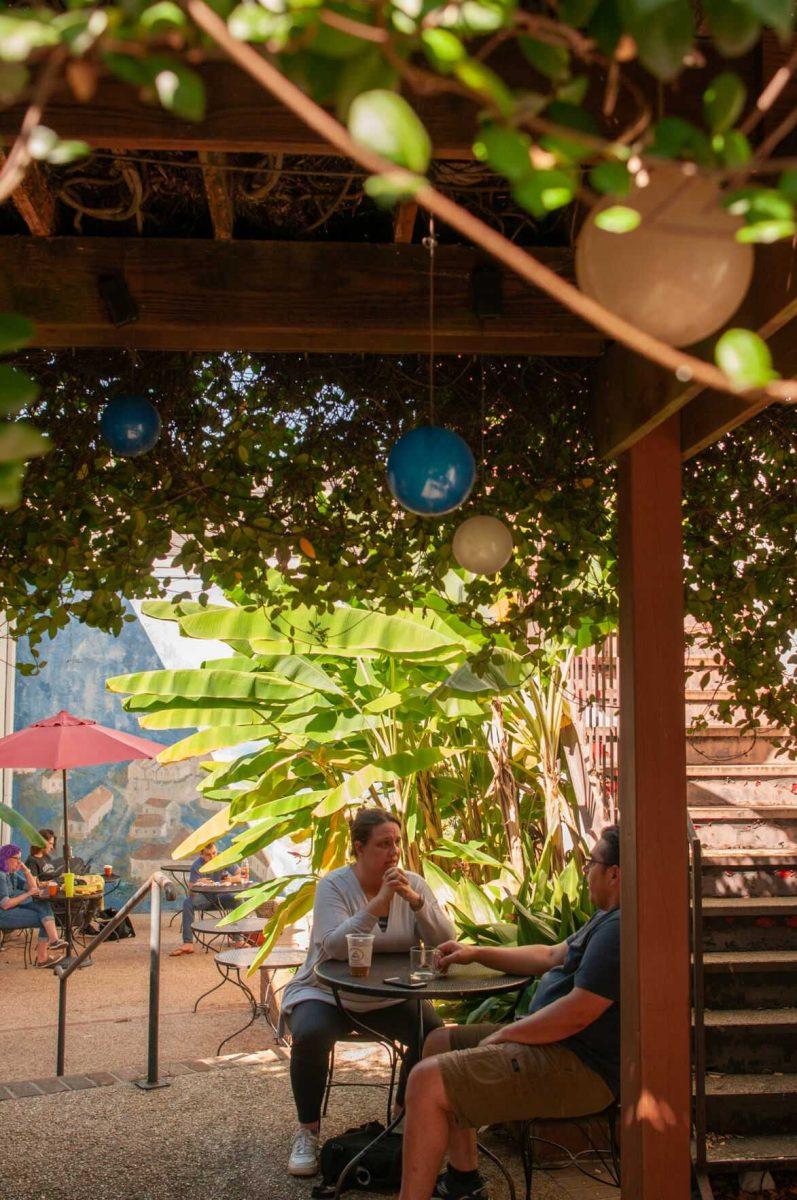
left=529, top=908, right=620, bottom=1094
left=189, top=856, right=228, bottom=885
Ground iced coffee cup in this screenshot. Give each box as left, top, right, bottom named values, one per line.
left=346, top=933, right=375, bottom=978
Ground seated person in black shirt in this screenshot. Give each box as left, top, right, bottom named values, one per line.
left=25, top=829, right=57, bottom=880
left=399, top=825, right=621, bottom=1200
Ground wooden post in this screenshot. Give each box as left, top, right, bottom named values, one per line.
left=618, top=414, right=692, bottom=1199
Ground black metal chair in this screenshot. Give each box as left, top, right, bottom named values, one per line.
left=0, top=926, right=35, bottom=968
left=322, top=1031, right=401, bottom=1125
left=519, top=1100, right=621, bottom=1198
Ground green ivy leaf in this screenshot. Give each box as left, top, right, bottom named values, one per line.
left=140, top=2, right=187, bottom=31
left=633, top=0, right=694, bottom=81
left=454, top=57, right=514, bottom=116
left=473, top=123, right=532, bottom=184
left=335, top=49, right=398, bottom=120
left=0, top=364, right=40, bottom=412
left=518, top=35, right=570, bottom=82
left=103, top=52, right=153, bottom=87
left=778, top=169, right=797, bottom=203
left=703, top=73, right=746, bottom=134
left=0, top=461, right=25, bottom=510
left=348, top=90, right=431, bottom=173
left=0, top=14, right=59, bottom=63
left=0, top=422, right=50, bottom=464
left=560, top=0, right=599, bottom=24
left=512, top=168, right=576, bottom=217
left=715, top=328, right=778, bottom=389
left=593, top=204, right=641, bottom=232
left=363, top=171, right=423, bottom=207
left=703, top=0, right=760, bottom=55
left=738, top=0, right=792, bottom=37
left=439, top=0, right=516, bottom=34
left=650, top=116, right=712, bottom=164
left=711, top=130, right=751, bottom=167
left=589, top=161, right=631, bottom=196
left=421, top=28, right=466, bottom=74
left=0, top=314, right=33, bottom=355
left=736, top=218, right=797, bottom=244
left=152, top=61, right=206, bottom=122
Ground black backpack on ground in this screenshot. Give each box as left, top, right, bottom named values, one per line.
left=94, top=907, right=136, bottom=940
left=312, top=1122, right=402, bottom=1197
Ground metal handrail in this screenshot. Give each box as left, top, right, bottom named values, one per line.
left=687, top=816, right=708, bottom=1179
left=54, top=870, right=176, bottom=1086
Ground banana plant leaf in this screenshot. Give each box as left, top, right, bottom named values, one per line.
left=0, top=803, right=46, bottom=847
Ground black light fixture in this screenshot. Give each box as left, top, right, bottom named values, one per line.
left=97, top=271, right=139, bottom=327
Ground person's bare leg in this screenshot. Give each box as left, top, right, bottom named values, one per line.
left=399, top=1059, right=453, bottom=1200
left=419, top=1027, right=479, bottom=1172
left=36, top=935, right=49, bottom=965
left=43, top=916, right=59, bottom=943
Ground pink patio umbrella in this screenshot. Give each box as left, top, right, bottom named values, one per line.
left=0, top=710, right=164, bottom=961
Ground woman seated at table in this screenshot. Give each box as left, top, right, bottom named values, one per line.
left=0, top=843, right=67, bottom=966
left=281, top=807, right=455, bottom=1178
left=25, top=829, right=57, bottom=880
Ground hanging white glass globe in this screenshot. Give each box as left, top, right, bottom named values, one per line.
left=452, top=515, right=514, bottom=575
left=576, top=164, right=754, bottom=347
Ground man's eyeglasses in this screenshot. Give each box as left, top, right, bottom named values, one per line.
left=583, top=856, right=610, bottom=873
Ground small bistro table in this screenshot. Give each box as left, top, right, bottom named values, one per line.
left=315, top=953, right=532, bottom=1200
left=211, top=944, right=306, bottom=1053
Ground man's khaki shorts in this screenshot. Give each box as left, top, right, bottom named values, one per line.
left=437, top=1023, right=614, bottom=1130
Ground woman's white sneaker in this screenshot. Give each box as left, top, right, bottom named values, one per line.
left=288, top=1127, right=320, bottom=1176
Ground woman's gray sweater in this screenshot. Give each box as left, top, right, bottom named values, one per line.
left=282, top=865, right=455, bottom=1014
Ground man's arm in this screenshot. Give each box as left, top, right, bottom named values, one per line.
left=481, top=987, right=612, bottom=1046
left=436, top=939, right=569, bottom=978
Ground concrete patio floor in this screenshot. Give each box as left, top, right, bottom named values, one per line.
left=0, top=913, right=618, bottom=1200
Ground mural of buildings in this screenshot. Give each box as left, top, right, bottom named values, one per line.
left=70, top=785, right=114, bottom=837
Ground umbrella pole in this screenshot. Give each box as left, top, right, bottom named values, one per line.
left=62, top=769, right=75, bottom=960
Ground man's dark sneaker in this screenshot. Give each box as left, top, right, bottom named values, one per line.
left=433, top=1169, right=489, bottom=1199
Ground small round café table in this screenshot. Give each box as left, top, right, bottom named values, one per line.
left=315, top=952, right=532, bottom=1200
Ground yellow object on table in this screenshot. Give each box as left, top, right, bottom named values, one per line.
left=73, top=873, right=104, bottom=896
left=62, top=872, right=75, bottom=898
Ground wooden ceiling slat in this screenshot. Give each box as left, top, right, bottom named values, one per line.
left=0, top=237, right=603, bottom=355
left=0, top=64, right=479, bottom=158
left=393, top=202, right=418, bottom=244
left=199, top=151, right=235, bottom=239
left=0, top=154, right=56, bottom=236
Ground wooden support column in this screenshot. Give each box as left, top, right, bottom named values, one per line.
left=199, top=151, right=235, bottom=239
left=618, top=414, right=692, bottom=1199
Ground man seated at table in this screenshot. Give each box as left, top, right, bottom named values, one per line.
left=170, top=841, right=244, bottom=957
left=399, top=824, right=621, bottom=1200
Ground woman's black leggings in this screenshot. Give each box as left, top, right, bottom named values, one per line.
left=286, top=998, right=443, bottom=1124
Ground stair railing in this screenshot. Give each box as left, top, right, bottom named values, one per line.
left=688, top=816, right=709, bottom=1185
left=54, top=870, right=176, bottom=1087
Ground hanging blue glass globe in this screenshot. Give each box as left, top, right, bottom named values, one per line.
left=387, top=426, right=476, bottom=517
left=100, top=394, right=161, bottom=457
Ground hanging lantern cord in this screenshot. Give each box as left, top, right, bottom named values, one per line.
left=422, top=217, right=437, bottom=425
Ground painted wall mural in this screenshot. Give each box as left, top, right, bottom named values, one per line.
left=11, top=596, right=230, bottom=908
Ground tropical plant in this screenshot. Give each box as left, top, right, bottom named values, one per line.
left=0, top=802, right=46, bottom=848
left=106, top=580, right=594, bottom=961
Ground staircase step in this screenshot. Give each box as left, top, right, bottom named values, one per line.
left=691, top=806, right=797, bottom=821
left=704, top=1007, right=797, bottom=1028
left=703, top=950, right=797, bottom=972
left=703, top=1132, right=797, bottom=1170
left=702, top=847, right=797, bottom=866
left=689, top=764, right=797, bottom=777
left=705, top=1072, right=797, bottom=1135
left=702, top=896, right=797, bottom=917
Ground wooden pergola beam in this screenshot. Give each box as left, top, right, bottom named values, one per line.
left=0, top=63, right=481, bottom=160
left=393, top=201, right=418, bottom=244
left=593, top=242, right=797, bottom=461
left=0, top=153, right=56, bottom=236
left=0, top=237, right=603, bottom=354
left=199, top=151, right=235, bottom=239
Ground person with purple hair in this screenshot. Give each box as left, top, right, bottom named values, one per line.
left=0, top=844, right=67, bottom=966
